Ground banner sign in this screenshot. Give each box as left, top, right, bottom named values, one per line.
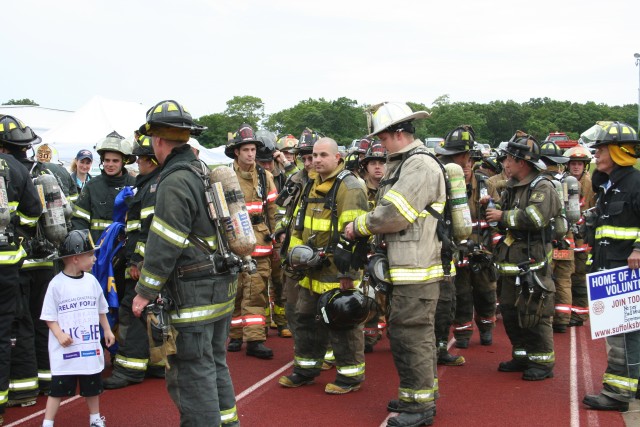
left=586, top=266, right=640, bottom=339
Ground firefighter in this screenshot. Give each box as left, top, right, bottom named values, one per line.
left=276, top=134, right=299, bottom=167
left=132, top=100, right=238, bottom=426
left=582, top=121, right=640, bottom=411
left=255, top=130, right=292, bottom=338
left=346, top=102, right=444, bottom=427
left=359, top=141, right=387, bottom=353
left=0, top=115, right=75, bottom=400
left=345, top=138, right=372, bottom=178
left=487, top=132, right=561, bottom=381
left=102, top=135, right=163, bottom=389
left=563, top=145, right=595, bottom=327
left=436, top=126, right=497, bottom=358
left=71, top=131, right=136, bottom=244
left=537, top=141, right=574, bottom=333
left=279, top=137, right=368, bottom=395
left=225, top=124, right=278, bottom=359
left=0, top=120, right=43, bottom=425
left=274, top=128, right=321, bottom=341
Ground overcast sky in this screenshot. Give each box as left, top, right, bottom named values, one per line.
left=5, top=0, right=640, bottom=119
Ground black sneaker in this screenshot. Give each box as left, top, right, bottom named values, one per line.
left=246, top=341, right=273, bottom=359
left=227, top=338, right=243, bottom=352
left=569, top=319, right=584, bottom=327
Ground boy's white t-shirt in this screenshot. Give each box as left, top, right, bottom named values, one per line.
left=41, top=271, right=109, bottom=375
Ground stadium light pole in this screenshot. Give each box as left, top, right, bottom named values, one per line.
left=636, top=53, right=640, bottom=132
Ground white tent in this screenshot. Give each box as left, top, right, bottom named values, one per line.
left=41, top=96, right=148, bottom=163
left=198, top=144, right=231, bottom=166
left=0, top=105, right=73, bottom=136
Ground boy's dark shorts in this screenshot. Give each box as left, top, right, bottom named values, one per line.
left=49, top=373, right=104, bottom=397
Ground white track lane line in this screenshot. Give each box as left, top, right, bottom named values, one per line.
left=5, top=395, right=82, bottom=427
left=571, top=326, right=580, bottom=427
left=236, top=360, right=294, bottom=401
left=579, top=325, right=600, bottom=427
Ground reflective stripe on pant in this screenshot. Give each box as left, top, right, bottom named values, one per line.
left=388, top=283, right=439, bottom=413
left=166, top=314, right=237, bottom=426
left=229, top=257, right=270, bottom=342
left=602, top=331, right=640, bottom=402
left=0, top=265, right=20, bottom=414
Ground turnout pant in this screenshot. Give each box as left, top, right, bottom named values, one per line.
left=434, top=279, right=455, bottom=344
left=23, top=267, right=55, bottom=392
left=601, top=331, right=640, bottom=402
left=453, top=266, right=497, bottom=341
left=499, top=275, right=555, bottom=371
left=388, top=283, right=439, bottom=414
left=111, top=278, right=164, bottom=382
left=229, top=256, right=270, bottom=342
left=570, top=249, right=590, bottom=323
left=9, top=271, right=40, bottom=401
left=292, top=287, right=365, bottom=386
left=167, top=314, right=238, bottom=427
left=0, top=265, right=20, bottom=415
left=551, top=258, right=574, bottom=327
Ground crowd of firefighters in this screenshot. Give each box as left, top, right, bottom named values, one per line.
left=1, top=100, right=639, bottom=426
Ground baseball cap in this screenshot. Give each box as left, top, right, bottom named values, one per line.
left=76, top=149, right=93, bottom=161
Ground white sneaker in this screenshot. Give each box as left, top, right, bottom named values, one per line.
left=90, top=416, right=106, bottom=427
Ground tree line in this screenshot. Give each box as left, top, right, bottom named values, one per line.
left=5, top=96, right=636, bottom=149
left=195, top=95, right=638, bottom=148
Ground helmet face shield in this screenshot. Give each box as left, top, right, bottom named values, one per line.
left=583, top=121, right=640, bottom=148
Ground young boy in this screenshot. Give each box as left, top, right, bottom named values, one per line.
left=40, top=230, right=115, bottom=427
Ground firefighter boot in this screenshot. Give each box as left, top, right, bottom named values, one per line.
left=437, top=342, right=465, bottom=366
left=583, top=393, right=629, bottom=411
left=480, top=330, right=493, bottom=346
left=246, top=341, right=273, bottom=359
left=387, top=410, right=434, bottom=427
left=227, top=338, right=243, bottom=352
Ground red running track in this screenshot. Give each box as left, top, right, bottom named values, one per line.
left=2, top=318, right=629, bottom=427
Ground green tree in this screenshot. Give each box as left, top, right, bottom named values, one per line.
left=224, top=96, right=264, bottom=124
left=3, top=98, right=38, bottom=106
left=195, top=96, right=266, bottom=148
left=264, top=97, right=365, bottom=145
